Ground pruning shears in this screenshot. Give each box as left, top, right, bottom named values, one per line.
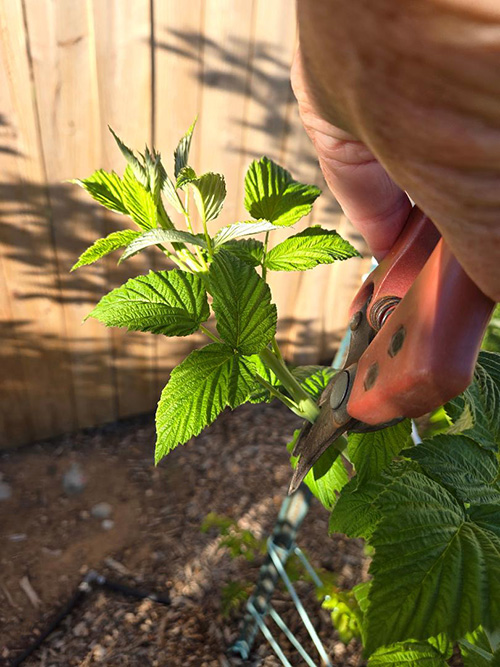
left=289, top=206, right=495, bottom=494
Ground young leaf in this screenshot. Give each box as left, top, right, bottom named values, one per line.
left=348, top=420, right=412, bottom=485
left=161, top=173, right=186, bottom=215
left=208, top=252, right=277, bottom=355
left=265, top=227, right=360, bottom=271
left=368, top=642, right=448, bottom=666
left=460, top=627, right=496, bottom=667
left=71, top=230, right=140, bottom=270
left=155, top=343, right=255, bottom=461
left=72, top=169, right=128, bottom=214
left=246, top=354, right=281, bottom=403
left=215, top=239, right=264, bottom=267
left=109, top=127, right=148, bottom=186
left=365, top=471, right=500, bottom=654
left=244, top=156, right=321, bottom=227
left=292, top=365, right=337, bottom=401
left=299, top=445, right=349, bottom=511
left=174, top=118, right=196, bottom=178
left=120, top=228, right=207, bottom=262
left=88, top=270, right=209, bottom=336
left=121, top=166, right=157, bottom=230
left=176, top=165, right=197, bottom=189
left=405, top=434, right=500, bottom=505
left=190, top=172, right=226, bottom=222
left=144, top=147, right=167, bottom=205
left=213, top=220, right=279, bottom=247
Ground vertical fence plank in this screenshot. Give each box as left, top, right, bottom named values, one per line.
left=23, top=0, right=117, bottom=428
left=0, top=0, right=77, bottom=446
left=91, top=0, right=157, bottom=418
left=152, top=0, right=206, bottom=395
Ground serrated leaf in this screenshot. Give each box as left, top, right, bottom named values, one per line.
left=190, top=172, right=226, bottom=222
left=208, top=252, right=277, bottom=355
left=405, top=434, right=500, bottom=505
left=72, top=230, right=140, bottom=270
left=448, top=351, right=500, bottom=450
left=246, top=354, right=281, bottom=403
left=368, top=642, right=448, bottom=666
left=72, top=169, right=128, bottom=214
left=468, top=504, right=500, bottom=539
left=88, top=270, right=209, bottom=336
left=329, top=474, right=386, bottom=539
left=460, top=627, right=495, bottom=667
left=174, top=118, right=196, bottom=178
left=353, top=581, right=371, bottom=615
left=121, top=165, right=157, bottom=230
left=365, top=471, right=500, bottom=654
left=120, top=228, right=207, bottom=262
left=265, top=226, right=360, bottom=271
left=144, top=148, right=167, bottom=205
left=348, top=420, right=412, bottom=485
left=292, top=365, right=337, bottom=401
left=176, top=165, right=197, bottom=189
left=109, top=127, right=148, bottom=186
left=213, top=220, right=279, bottom=247
left=302, top=446, right=349, bottom=511
left=155, top=343, right=255, bottom=461
left=244, top=156, right=321, bottom=227
left=216, top=239, right=264, bottom=267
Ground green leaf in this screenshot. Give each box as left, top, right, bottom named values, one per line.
left=448, top=351, right=500, bottom=450
left=143, top=147, right=167, bottom=205
left=88, top=269, right=209, bottom=336
left=460, top=627, right=495, bottom=667
left=246, top=354, right=281, bottom=403
left=216, top=239, right=264, bottom=267
left=405, top=434, right=500, bottom=505
left=72, top=169, right=128, bottom=214
left=292, top=365, right=337, bottom=401
left=244, top=156, right=321, bottom=227
left=265, top=226, right=360, bottom=271
left=365, top=471, right=500, bottom=654
left=120, top=228, right=207, bottom=262
left=71, top=230, right=140, bottom=270
left=213, top=220, right=279, bottom=247
left=121, top=165, right=157, bottom=230
left=189, top=172, right=226, bottom=222
left=368, top=642, right=448, bottom=666
left=468, top=504, right=500, bottom=540
left=176, top=165, right=197, bottom=189
left=348, top=420, right=412, bottom=485
left=174, top=118, right=196, bottom=178
left=302, top=446, right=348, bottom=511
left=208, top=251, right=277, bottom=355
left=155, top=343, right=255, bottom=461
left=109, top=127, right=148, bottom=186
left=329, top=474, right=386, bottom=539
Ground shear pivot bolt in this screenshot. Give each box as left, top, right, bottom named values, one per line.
left=388, top=325, right=406, bottom=358
left=364, top=363, right=379, bottom=391
left=349, top=311, right=363, bottom=331
left=330, top=371, right=349, bottom=410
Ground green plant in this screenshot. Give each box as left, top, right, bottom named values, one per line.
left=73, top=122, right=500, bottom=665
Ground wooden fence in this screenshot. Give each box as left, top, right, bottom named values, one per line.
left=0, top=0, right=368, bottom=448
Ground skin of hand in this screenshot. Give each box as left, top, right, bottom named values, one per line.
left=293, top=0, right=500, bottom=302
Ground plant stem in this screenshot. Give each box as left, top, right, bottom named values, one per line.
left=261, top=231, right=269, bottom=281
left=200, top=324, right=222, bottom=344
left=259, top=347, right=320, bottom=423
left=254, top=375, right=302, bottom=415
left=271, top=336, right=284, bottom=362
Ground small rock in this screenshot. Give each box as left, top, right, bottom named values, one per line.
left=101, top=519, right=114, bottom=531
left=79, top=510, right=90, bottom=520
left=73, top=621, right=89, bottom=637
left=62, top=463, right=86, bottom=495
left=9, top=533, right=27, bottom=542
left=91, top=502, right=113, bottom=519
left=0, top=481, right=12, bottom=501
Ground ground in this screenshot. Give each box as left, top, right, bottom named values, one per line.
left=0, top=402, right=368, bottom=666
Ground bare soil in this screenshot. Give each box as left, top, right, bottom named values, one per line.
left=0, top=402, right=369, bottom=666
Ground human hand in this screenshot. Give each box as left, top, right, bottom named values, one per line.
left=293, top=0, right=500, bottom=302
